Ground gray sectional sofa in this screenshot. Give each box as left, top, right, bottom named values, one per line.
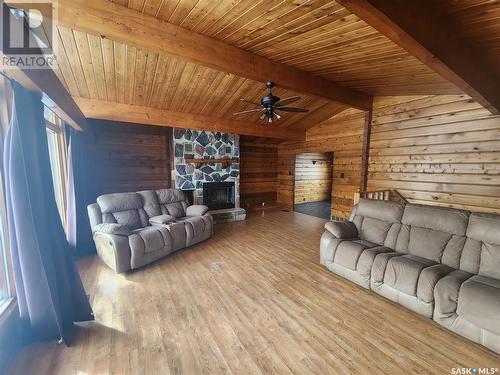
left=320, top=198, right=500, bottom=354
left=87, top=188, right=213, bottom=273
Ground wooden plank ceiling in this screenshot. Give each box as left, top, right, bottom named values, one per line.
left=109, top=0, right=460, bottom=95
left=438, top=0, right=500, bottom=73
left=53, top=28, right=337, bottom=130
left=51, top=0, right=496, bottom=132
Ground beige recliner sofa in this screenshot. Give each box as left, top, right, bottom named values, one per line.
left=320, top=199, right=500, bottom=354
left=87, top=188, right=213, bottom=273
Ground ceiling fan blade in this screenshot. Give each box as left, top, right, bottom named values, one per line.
left=275, top=96, right=300, bottom=107
left=277, top=107, right=309, bottom=113
left=233, top=108, right=264, bottom=115
left=240, top=98, right=261, bottom=106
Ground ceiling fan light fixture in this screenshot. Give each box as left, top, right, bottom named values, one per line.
left=234, top=82, right=309, bottom=123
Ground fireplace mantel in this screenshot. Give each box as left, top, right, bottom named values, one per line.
left=183, top=158, right=239, bottom=166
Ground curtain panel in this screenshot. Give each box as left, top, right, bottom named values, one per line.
left=3, top=81, right=93, bottom=344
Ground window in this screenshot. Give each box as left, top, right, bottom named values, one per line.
left=0, top=76, right=14, bottom=312
left=44, top=107, right=68, bottom=228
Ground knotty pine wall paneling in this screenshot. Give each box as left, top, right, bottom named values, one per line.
left=368, top=95, right=500, bottom=213
left=278, top=108, right=365, bottom=218
left=294, top=153, right=333, bottom=204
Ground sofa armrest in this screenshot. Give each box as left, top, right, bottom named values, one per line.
left=186, top=204, right=209, bottom=217
left=93, top=223, right=131, bottom=236
left=324, top=221, right=358, bottom=239
left=149, top=214, right=177, bottom=225
left=93, top=232, right=131, bottom=273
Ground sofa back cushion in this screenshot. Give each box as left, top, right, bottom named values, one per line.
left=155, top=189, right=189, bottom=218
left=351, top=199, right=405, bottom=247
left=138, top=190, right=162, bottom=218
left=462, top=212, right=500, bottom=279
left=96, top=192, right=148, bottom=230
left=396, top=204, right=469, bottom=265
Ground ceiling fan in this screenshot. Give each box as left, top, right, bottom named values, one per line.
left=234, top=81, right=309, bottom=123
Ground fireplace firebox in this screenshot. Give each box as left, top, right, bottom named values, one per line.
left=203, top=182, right=235, bottom=210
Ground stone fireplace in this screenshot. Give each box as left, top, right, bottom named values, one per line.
left=173, top=128, right=240, bottom=208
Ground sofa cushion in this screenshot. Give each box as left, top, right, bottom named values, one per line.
left=371, top=252, right=404, bottom=283
left=353, top=199, right=405, bottom=246
left=465, top=212, right=500, bottom=279
left=163, top=202, right=186, bottom=218
left=111, top=210, right=143, bottom=230
left=480, top=243, right=500, bottom=279
left=408, top=227, right=452, bottom=262
left=402, top=204, right=469, bottom=236
left=324, top=221, right=358, bottom=239
left=434, top=270, right=474, bottom=318
left=137, top=190, right=162, bottom=218
left=359, top=217, right=392, bottom=245
left=129, top=227, right=171, bottom=254
left=177, top=216, right=207, bottom=234
left=93, top=223, right=131, bottom=236
left=416, top=263, right=454, bottom=303
left=333, top=239, right=378, bottom=270
left=357, top=246, right=394, bottom=282
left=97, top=192, right=146, bottom=229
left=383, top=255, right=436, bottom=296
left=97, top=192, right=143, bottom=213
left=149, top=214, right=177, bottom=225
left=467, top=212, right=500, bottom=245
left=398, top=204, right=469, bottom=263
left=156, top=188, right=188, bottom=204
left=456, top=275, right=500, bottom=335
left=355, top=199, right=405, bottom=223
left=186, top=205, right=209, bottom=217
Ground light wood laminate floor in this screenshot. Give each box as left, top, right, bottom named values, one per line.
left=5, top=210, right=500, bottom=374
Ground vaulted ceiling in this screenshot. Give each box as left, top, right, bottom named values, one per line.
left=36, top=0, right=500, bottom=135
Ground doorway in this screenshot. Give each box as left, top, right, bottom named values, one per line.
left=293, top=152, right=333, bottom=220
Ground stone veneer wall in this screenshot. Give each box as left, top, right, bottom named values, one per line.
left=173, top=128, right=240, bottom=207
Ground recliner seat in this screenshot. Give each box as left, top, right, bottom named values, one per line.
left=88, top=188, right=213, bottom=273
left=320, top=199, right=500, bottom=354
left=320, top=199, right=404, bottom=288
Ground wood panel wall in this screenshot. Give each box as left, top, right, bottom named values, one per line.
left=294, top=153, right=333, bottom=204
left=81, top=120, right=172, bottom=201
left=368, top=95, right=500, bottom=213
left=240, top=137, right=278, bottom=210
left=278, top=109, right=365, bottom=218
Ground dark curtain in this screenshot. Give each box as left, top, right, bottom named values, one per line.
left=3, top=81, right=93, bottom=345
left=65, top=126, right=94, bottom=255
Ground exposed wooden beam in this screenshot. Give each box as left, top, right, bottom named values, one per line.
left=55, top=0, right=372, bottom=111
left=360, top=109, right=373, bottom=193
left=289, top=102, right=347, bottom=131
left=0, top=62, right=87, bottom=131
left=75, top=98, right=306, bottom=141
left=337, top=0, right=500, bottom=115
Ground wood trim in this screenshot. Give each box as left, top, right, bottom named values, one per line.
left=55, top=0, right=373, bottom=110
left=360, top=109, right=373, bottom=192
left=183, top=158, right=239, bottom=166
left=337, top=0, right=500, bottom=114
left=75, top=98, right=306, bottom=141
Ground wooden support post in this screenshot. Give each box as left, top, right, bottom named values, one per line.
left=360, top=108, right=373, bottom=193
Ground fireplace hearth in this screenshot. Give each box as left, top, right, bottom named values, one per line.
left=203, top=182, right=235, bottom=210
